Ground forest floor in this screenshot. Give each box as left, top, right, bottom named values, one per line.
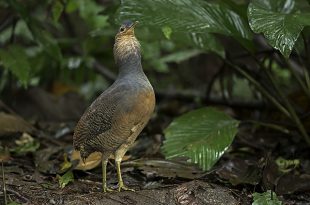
left=0, top=87, right=310, bottom=205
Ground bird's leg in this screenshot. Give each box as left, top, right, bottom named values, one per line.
left=115, top=147, right=135, bottom=192
left=102, top=158, right=113, bottom=192
left=115, top=160, right=135, bottom=192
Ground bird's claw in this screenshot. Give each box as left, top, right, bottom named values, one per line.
left=118, top=184, right=135, bottom=192
left=103, top=186, right=114, bottom=193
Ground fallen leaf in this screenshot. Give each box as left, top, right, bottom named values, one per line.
left=0, top=112, right=34, bottom=136
left=71, top=150, right=102, bottom=171
left=216, top=158, right=261, bottom=185
left=276, top=157, right=299, bottom=173
left=122, top=159, right=205, bottom=179
left=276, top=173, right=310, bottom=195
left=70, top=150, right=131, bottom=171
left=60, top=153, right=72, bottom=172
left=252, top=190, right=282, bottom=205
left=11, top=133, right=40, bottom=155
left=35, top=146, right=62, bottom=174
left=57, top=170, right=74, bottom=188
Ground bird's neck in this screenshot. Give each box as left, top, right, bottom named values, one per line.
left=117, top=53, right=144, bottom=78
left=114, top=36, right=145, bottom=79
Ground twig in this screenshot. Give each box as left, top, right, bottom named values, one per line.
left=304, top=68, right=310, bottom=90
left=243, top=120, right=291, bottom=135
left=205, top=63, right=225, bottom=101
left=61, top=10, right=117, bottom=83
left=0, top=100, right=16, bottom=114
left=77, top=179, right=102, bottom=186
left=9, top=18, right=17, bottom=44
left=2, top=162, right=7, bottom=205
left=0, top=14, right=15, bottom=33
left=231, top=49, right=274, bottom=60
left=6, top=187, right=29, bottom=203
left=93, top=61, right=117, bottom=83
left=301, top=32, right=310, bottom=70
left=219, top=66, right=228, bottom=101
left=72, top=47, right=117, bottom=83
left=157, top=89, right=267, bottom=110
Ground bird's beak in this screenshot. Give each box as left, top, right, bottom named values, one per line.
left=129, top=21, right=139, bottom=30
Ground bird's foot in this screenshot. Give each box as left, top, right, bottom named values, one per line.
left=117, top=183, right=135, bottom=192
left=103, top=186, right=114, bottom=193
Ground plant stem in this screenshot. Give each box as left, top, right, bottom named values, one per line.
left=258, top=59, right=310, bottom=145
left=304, top=69, right=310, bottom=90
left=224, top=60, right=290, bottom=118
left=285, top=59, right=310, bottom=100
left=226, top=58, right=310, bottom=145
left=244, top=120, right=291, bottom=135
left=301, top=32, right=310, bottom=71
left=2, top=162, right=7, bottom=205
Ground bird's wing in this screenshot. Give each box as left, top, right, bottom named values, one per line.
left=73, top=84, right=124, bottom=152
left=73, top=82, right=154, bottom=157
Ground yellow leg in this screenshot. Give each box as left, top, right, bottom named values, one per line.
left=116, top=160, right=135, bottom=192
left=102, top=159, right=113, bottom=192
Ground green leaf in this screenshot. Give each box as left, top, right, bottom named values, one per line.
left=7, top=0, right=30, bottom=23
left=0, top=45, right=31, bottom=87
left=7, top=0, right=62, bottom=61
left=162, top=26, right=173, bottom=39
left=58, top=171, right=74, bottom=188
left=248, top=0, right=310, bottom=58
left=119, top=0, right=252, bottom=40
left=65, top=0, right=79, bottom=13
left=11, top=133, right=40, bottom=154
left=162, top=107, right=239, bottom=171
left=32, top=28, right=62, bottom=61
left=92, top=15, right=109, bottom=29
left=189, top=33, right=225, bottom=57
left=75, top=0, right=109, bottom=29
left=141, top=41, right=170, bottom=73
left=52, top=0, right=64, bottom=23
left=275, top=157, right=299, bottom=173
left=252, top=190, right=282, bottom=205
left=160, top=49, right=202, bottom=64
left=60, top=153, right=72, bottom=172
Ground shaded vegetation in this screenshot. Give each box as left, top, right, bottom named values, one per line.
left=0, top=0, right=310, bottom=204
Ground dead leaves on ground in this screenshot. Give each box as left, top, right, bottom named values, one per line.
left=0, top=112, right=34, bottom=136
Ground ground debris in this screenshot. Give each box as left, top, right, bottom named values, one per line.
left=1, top=170, right=239, bottom=205
left=0, top=112, right=34, bottom=136
left=63, top=180, right=238, bottom=205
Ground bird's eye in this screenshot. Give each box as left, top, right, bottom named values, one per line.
left=120, top=27, right=125, bottom=32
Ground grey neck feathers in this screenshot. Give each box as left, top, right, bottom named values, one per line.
left=114, top=36, right=145, bottom=79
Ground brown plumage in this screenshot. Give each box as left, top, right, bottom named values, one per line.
left=73, top=20, right=155, bottom=192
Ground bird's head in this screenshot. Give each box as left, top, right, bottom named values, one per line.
left=114, top=20, right=141, bottom=65
left=116, top=20, right=139, bottom=38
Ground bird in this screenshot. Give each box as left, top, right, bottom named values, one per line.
left=73, top=20, right=155, bottom=192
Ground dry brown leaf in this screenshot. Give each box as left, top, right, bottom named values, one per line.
left=123, top=159, right=205, bottom=179
left=71, top=150, right=132, bottom=171
left=71, top=150, right=102, bottom=171
left=0, top=112, right=34, bottom=136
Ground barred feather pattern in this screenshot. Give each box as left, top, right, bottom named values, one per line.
left=73, top=80, right=155, bottom=160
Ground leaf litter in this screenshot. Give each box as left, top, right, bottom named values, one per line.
left=0, top=88, right=309, bottom=204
